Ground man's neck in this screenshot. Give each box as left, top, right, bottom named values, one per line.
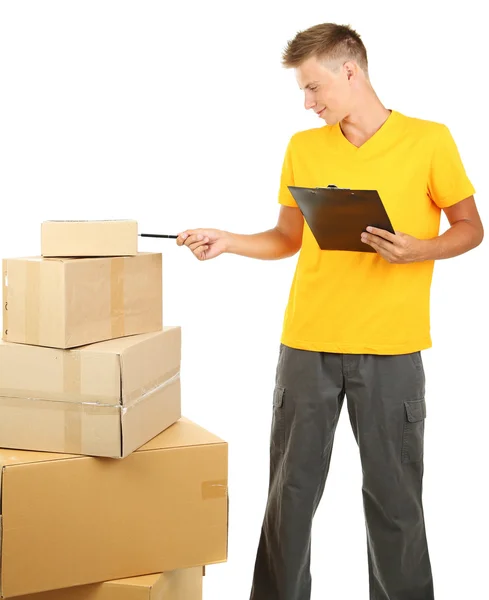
left=339, top=103, right=392, bottom=148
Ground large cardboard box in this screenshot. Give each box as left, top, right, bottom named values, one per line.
left=16, top=567, right=203, bottom=600
left=41, top=220, right=139, bottom=258
left=0, top=327, right=181, bottom=457
left=2, top=253, right=162, bottom=349
left=0, top=418, right=228, bottom=598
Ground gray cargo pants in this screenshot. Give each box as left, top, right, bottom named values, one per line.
left=250, top=344, right=434, bottom=600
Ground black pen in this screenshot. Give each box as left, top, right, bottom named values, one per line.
left=139, top=233, right=178, bottom=239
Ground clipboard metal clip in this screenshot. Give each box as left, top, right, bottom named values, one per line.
left=317, top=184, right=351, bottom=190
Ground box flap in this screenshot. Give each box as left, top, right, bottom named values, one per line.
left=81, top=327, right=176, bottom=355
left=42, top=219, right=137, bottom=224
left=5, top=253, right=155, bottom=264
left=0, top=397, right=123, bottom=459
left=0, top=340, right=121, bottom=405
left=0, top=449, right=77, bottom=470
left=137, top=417, right=225, bottom=452
left=3, top=574, right=159, bottom=599
left=111, top=573, right=160, bottom=588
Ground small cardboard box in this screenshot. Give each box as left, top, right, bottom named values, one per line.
left=41, top=220, right=138, bottom=258
left=0, top=327, right=181, bottom=457
left=2, top=253, right=162, bottom=349
left=0, top=418, right=228, bottom=598
left=15, top=567, right=203, bottom=600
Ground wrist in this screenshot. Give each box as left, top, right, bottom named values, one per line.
left=418, top=237, right=440, bottom=262
left=222, top=231, right=234, bottom=254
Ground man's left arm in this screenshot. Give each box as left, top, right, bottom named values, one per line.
left=422, top=195, right=484, bottom=260
left=362, top=123, right=483, bottom=263
left=362, top=195, right=484, bottom=263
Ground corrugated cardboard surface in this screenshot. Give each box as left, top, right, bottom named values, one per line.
left=41, top=220, right=138, bottom=258
left=0, top=328, right=181, bottom=457
left=2, top=253, right=162, bottom=348
left=0, top=418, right=228, bottom=598
left=15, top=567, right=203, bottom=600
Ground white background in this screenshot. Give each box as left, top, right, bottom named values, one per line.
left=1, top=1, right=487, bottom=599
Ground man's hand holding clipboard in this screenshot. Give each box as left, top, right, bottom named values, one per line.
left=360, top=226, right=427, bottom=264
left=288, top=184, right=428, bottom=263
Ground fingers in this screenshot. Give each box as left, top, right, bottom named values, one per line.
left=176, top=231, right=208, bottom=248
left=187, top=235, right=209, bottom=251
left=176, top=230, right=211, bottom=260
left=361, top=235, right=391, bottom=258
left=366, top=226, right=397, bottom=242
left=176, top=229, right=224, bottom=261
left=176, top=231, right=192, bottom=246
left=366, top=240, right=391, bottom=261
left=366, top=239, right=402, bottom=264
left=361, top=233, right=391, bottom=251
left=195, top=245, right=209, bottom=260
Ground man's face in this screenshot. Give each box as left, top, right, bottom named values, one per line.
left=295, top=55, right=353, bottom=125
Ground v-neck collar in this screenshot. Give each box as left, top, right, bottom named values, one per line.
left=330, top=109, right=399, bottom=156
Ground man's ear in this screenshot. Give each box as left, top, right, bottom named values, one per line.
left=344, top=61, right=356, bottom=80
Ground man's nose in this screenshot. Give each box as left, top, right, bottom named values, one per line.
left=304, top=94, right=316, bottom=111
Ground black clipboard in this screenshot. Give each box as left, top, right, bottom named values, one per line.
left=288, top=185, right=395, bottom=253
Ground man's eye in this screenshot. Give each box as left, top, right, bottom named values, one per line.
left=310, top=87, right=318, bottom=92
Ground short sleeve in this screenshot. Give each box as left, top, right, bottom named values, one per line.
left=428, top=125, right=476, bottom=208
left=278, top=137, right=298, bottom=207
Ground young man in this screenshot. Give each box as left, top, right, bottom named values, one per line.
left=176, top=23, right=483, bottom=600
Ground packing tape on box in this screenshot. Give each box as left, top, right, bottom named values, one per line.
left=202, top=479, right=228, bottom=500
left=25, top=260, right=41, bottom=345
left=124, top=369, right=180, bottom=407
left=0, top=396, right=119, bottom=455
left=64, top=402, right=83, bottom=454
left=0, top=349, right=114, bottom=405
left=62, top=402, right=118, bottom=455
left=7, top=256, right=133, bottom=346
left=63, top=351, right=82, bottom=397
left=62, top=402, right=119, bottom=455
left=110, top=258, right=125, bottom=339
left=0, top=388, right=118, bottom=405
left=0, top=354, right=176, bottom=408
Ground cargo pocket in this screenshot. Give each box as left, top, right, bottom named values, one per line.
left=410, top=351, right=423, bottom=370
left=401, top=398, right=426, bottom=464
left=271, top=386, right=285, bottom=454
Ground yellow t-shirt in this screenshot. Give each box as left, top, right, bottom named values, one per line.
left=278, top=109, right=475, bottom=355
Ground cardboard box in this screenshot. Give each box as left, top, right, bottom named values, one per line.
left=16, top=567, right=203, bottom=600
left=0, top=327, right=181, bottom=457
left=41, top=220, right=139, bottom=258
left=0, top=418, right=228, bottom=598
left=2, top=253, right=162, bottom=349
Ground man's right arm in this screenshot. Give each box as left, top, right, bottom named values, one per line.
left=227, top=206, right=303, bottom=259
left=177, top=205, right=304, bottom=261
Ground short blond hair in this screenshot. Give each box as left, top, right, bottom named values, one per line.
left=282, top=23, right=369, bottom=75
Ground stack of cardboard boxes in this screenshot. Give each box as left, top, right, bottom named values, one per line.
left=0, top=220, right=228, bottom=600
